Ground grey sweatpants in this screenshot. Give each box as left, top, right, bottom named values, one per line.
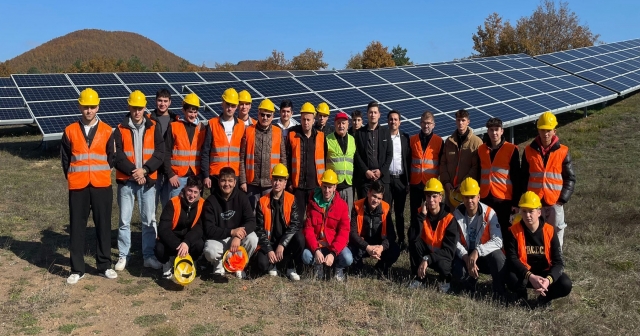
left=203, top=232, right=258, bottom=274
left=542, top=204, right=566, bottom=249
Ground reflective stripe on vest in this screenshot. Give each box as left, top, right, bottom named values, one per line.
left=479, top=143, right=516, bottom=200
left=326, top=133, right=356, bottom=185
left=208, top=117, right=245, bottom=176
left=525, top=145, right=568, bottom=204
left=259, top=192, right=294, bottom=241
left=170, top=196, right=204, bottom=230
left=289, top=131, right=325, bottom=188
left=354, top=198, right=390, bottom=239
left=420, top=212, right=454, bottom=252
left=509, top=221, right=553, bottom=271
left=171, top=121, right=205, bottom=177
left=116, top=122, right=158, bottom=181
left=244, top=125, right=282, bottom=184
left=65, top=121, right=113, bottom=190
left=410, top=133, right=442, bottom=185
left=458, top=206, right=493, bottom=248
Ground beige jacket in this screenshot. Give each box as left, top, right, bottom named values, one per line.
left=440, top=128, right=483, bottom=187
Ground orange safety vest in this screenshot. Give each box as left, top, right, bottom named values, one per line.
left=170, top=122, right=205, bottom=177
left=354, top=198, right=390, bottom=239
left=170, top=196, right=204, bottom=230
left=116, top=122, right=158, bottom=181
left=244, top=125, right=282, bottom=184
left=525, top=145, right=568, bottom=204
left=208, top=117, right=245, bottom=176
left=410, top=133, right=442, bottom=185
left=458, top=206, right=493, bottom=248
left=479, top=143, right=515, bottom=200
left=420, top=212, right=454, bottom=252
left=64, top=121, right=113, bottom=190
left=509, top=221, right=553, bottom=271
left=259, top=191, right=294, bottom=241
left=289, top=130, right=325, bottom=188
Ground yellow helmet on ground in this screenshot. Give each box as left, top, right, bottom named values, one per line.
left=316, top=102, right=330, bottom=116
left=300, top=102, right=316, bottom=114
left=423, top=178, right=444, bottom=193
left=537, top=112, right=558, bottom=130
left=271, top=163, right=289, bottom=178
left=173, top=255, right=196, bottom=286
left=238, top=90, right=252, bottom=103
left=127, top=90, right=147, bottom=108
left=183, top=93, right=200, bottom=108
left=459, top=177, right=481, bottom=196
left=78, top=88, right=100, bottom=106
left=258, top=99, right=275, bottom=112
left=223, top=246, right=249, bottom=272
left=321, top=169, right=338, bottom=184
left=518, top=191, right=542, bottom=209
left=449, top=189, right=463, bottom=208
left=221, top=88, right=239, bottom=105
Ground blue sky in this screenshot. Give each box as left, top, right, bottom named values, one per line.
left=1, top=0, right=638, bottom=69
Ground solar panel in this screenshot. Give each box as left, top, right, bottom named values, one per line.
left=159, top=72, right=204, bottom=83
left=198, top=72, right=238, bottom=82
left=247, top=77, right=309, bottom=97
left=12, top=74, right=71, bottom=87
left=21, top=86, right=79, bottom=102
left=232, top=72, right=268, bottom=80
left=0, top=77, right=15, bottom=87
left=372, top=69, right=419, bottom=83
left=78, top=85, right=130, bottom=98
left=68, top=73, right=120, bottom=86
left=116, top=73, right=165, bottom=84
left=337, top=72, right=387, bottom=87
left=296, top=75, right=352, bottom=91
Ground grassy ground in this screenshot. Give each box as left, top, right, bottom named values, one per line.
left=0, top=94, right=639, bottom=335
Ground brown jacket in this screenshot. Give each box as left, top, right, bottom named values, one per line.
left=239, top=124, right=287, bottom=187
left=440, top=128, right=483, bottom=187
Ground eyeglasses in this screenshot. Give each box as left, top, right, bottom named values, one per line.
left=259, top=113, right=273, bottom=118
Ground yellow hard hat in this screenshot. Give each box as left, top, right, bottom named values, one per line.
left=258, top=99, right=275, bottom=112
left=316, top=102, right=330, bottom=116
left=173, top=254, right=196, bottom=286
left=271, top=163, right=289, bottom=178
left=300, top=102, right=316, bottom=115
left=459, top=177, right=481, bottom=196
left=511, top=213, right=522, bottom=224
left=238, top=90, right=252, bottom=103
left=128, top=90, right=147, bottom=108
left=321, top=169, right=339, bottom=184
left=518, top=191, right=542, bottom=209
left=423, top=178, right=444, bottom=193
left=78, top=88, right=100, bottom=106
left=221, top=88, right=239, bottom=105
left=449, top=189, right=463, bottom=208
left=222, top=246, right=249, bottom=272
left=183, top=93, right=200, bottom=108
left=537, top=111, right=558, bottom=130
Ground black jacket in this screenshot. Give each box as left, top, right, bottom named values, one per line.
left=349, top=201, right=396, bottom=250
left=415, top=204, right=458, bottom=265
left=480, top=134, right=522, bottom=207
left=314, top=123, right=334, bottom=135
left=202, top=188, right=256, bottom=240
left=60, top=120, right=115, bottom=179
left=157, top=196, right=204, bottom=251
left=521, top=139, right=576, bottom=205
left=353, top=124, right=393, bottom=184
left=148, top=109, right=179, bottom=135
left=113, top=115, right=165, bottom=186
left=255, top=192, right=301, bottom=252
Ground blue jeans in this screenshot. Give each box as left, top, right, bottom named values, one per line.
left=155, top=174, right=170, bottom=211
left=168, top=176, right=189, bottom=200
left=117, top=181, right=157, bottom=259
left=302, top=247, right=353, bottom=269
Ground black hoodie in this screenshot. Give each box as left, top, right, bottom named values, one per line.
left=202, top=188, right=256, bottom=240
left=416, top=203, right=458, bottom=265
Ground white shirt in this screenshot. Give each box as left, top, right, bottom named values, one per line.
left=221, top=118, right=235, bottom=142
left=390, top=132, right=403, bottom=175
left=276, top=118, right=299, bottom=138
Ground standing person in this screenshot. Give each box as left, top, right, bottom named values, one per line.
left=61, top=88, right=118, bottom=284
left=521, top=112, right=575, bottom=248
left=237, top=90, right=256, bottom=126
left=239, top=99, right=287, bottom=209
left=314, top=102, right=334, bottom=134
left=353, top=101, right=393, bottom=203
left=324, top=111, right=356, bottom=213
left=479, top=117, right=521, bottom=237
left=348, top=110, right=363, bottom=135
left=506, top=192, right=572, bottom=307
left=113, top=90, right=165, bottom=271
left=349, top=181, right=400, bottom=278
left=253, top=164, right=304, bottom=281
left=286, top=102, right=325, bottom=219
left=440, top=109, right=483, bottom=210
left=163, top=93, right=206, bottom=201
left=386, top=110, right=411, bottom=249
left=202, top=167, right=258, bottom=282
left=148, top=89, right=179, bottom=209
left=408, top=179, right=458, bottom=292
left=302, top=170, right=352, bottom=281
left=275, top=99, right=299, bottom=139
left=201, top=88, right=245, bottom=191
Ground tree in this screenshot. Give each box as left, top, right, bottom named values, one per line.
left=152, top=58, right=169, bottom=72
left=27, top=67, right=41, bottom=74
left=126, top=55, right=147, bottom=72
left=290, top=48, right=328, bottom=70
left=391, top=45, right=412, bottom=66
left=212, top=62, right=237, bottom=71
left=361, top=41, right=395, bottom=69
left=257, top=50, right=291, bottom=70
left=345, top=53, right=363, bottom=69
left=0, top=62, right=13, bottom=76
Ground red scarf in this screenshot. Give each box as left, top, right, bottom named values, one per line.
left=535, top=135, right=559, bottom=157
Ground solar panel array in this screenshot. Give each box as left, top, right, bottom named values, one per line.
left=0, top=77, right=32, bottom=125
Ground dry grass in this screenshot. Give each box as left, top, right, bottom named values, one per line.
left=0, top=94, right=639, bottom=335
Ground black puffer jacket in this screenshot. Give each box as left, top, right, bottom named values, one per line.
left=254, top=192, right=301, bottom=253
left=349, top=201, right=396, bottom=250
left=415, top=204, right=458, bottom=265
left=157, top=196, right=204, bottom=250
left=521, top=139, right=576, bottom=205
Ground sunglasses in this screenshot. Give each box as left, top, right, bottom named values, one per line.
left=259, top=113, right=273, bottom=118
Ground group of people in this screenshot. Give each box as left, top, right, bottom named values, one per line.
left=61, top=85, right=576, bottom=306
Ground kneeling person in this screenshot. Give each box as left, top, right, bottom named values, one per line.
left=155, top=176, right=205, bottom=278
left=254, top=164, right=304, bottom=281
left=349, top=181, right=400, bottom=278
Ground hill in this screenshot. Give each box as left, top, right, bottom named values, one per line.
left=4, top=29, right=194, bottom=73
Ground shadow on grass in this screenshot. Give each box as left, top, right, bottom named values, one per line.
left=0, top=125, right=60, bottom=160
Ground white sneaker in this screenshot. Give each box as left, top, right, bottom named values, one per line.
left=235, top=271, right=246, bottom=279
left=409, top=280, right=423, bottom=289
left=114, top=257, right=127, bottom=271
left=439, top=281, right=451, bottom=293
left=286, top=269, right=300, bottom=281
left=314, top=264, right=324, bottom=280
left=144, top=257, right=163, bottom=270
left=101, top=269, right=118, bottom=279
left=335, top=268, right=346, bottom=282
left=66, top=273, right=85, bottom=285
left=162, top=261, right=172, bottom=279
left=268, top=265, right=278, bottom=277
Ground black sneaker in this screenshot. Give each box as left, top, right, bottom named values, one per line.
left=212, top=273, right=228, bottom=284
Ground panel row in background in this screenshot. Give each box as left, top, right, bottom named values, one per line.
left=0, top=77, right=32, bottom=125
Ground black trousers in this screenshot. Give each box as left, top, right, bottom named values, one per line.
left=408, top=237, right=452, bottom=280
left=481, top=197, right=514, bottom=239
left=254, top=232, right=305, bottom=273
left=357, top=180, right=392, bottom=205
left=154, top=238, right=204, bottom=264
left=349, top=242, right=401, bottom=274
left=69, top=186, right=113, bottom=274
left=408, top=184, right=425, bottom=243
left=293, top=188, right=314, bottom=220
left=452, top=250, right=506, bottom=293
left=389, top=175, right=408, bottom=243
left=506, top=271, right=572, bottom=303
